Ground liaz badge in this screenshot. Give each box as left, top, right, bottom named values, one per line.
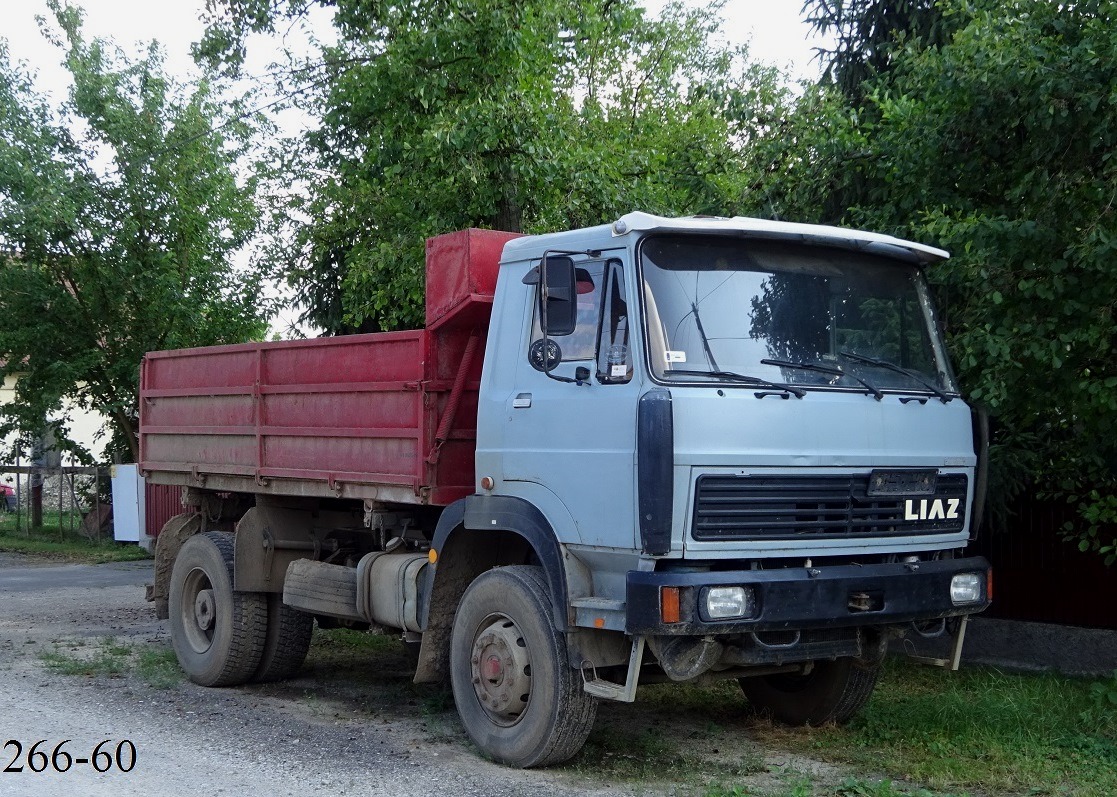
left=905, top=498, right=961, bottom=521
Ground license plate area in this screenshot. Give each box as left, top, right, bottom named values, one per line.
left=867, top=469, right=937, bottom=496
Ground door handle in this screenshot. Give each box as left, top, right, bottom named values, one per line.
left=512, top=393, right=532, bottom=409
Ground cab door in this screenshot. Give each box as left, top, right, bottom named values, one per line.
left=499, top=257, right=642, bottom=548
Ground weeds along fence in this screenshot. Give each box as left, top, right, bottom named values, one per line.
left=0, top=464, right=110, bottom=540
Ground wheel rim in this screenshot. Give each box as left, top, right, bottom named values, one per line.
left=469, top=613, right=532, bottom=726
left=180, top=566, right=217, bottom=654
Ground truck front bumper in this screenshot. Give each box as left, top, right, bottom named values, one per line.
left=626, top=556, right=990, bottom=635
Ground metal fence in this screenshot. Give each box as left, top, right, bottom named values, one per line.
left=0, top=464, right=110, bottom=540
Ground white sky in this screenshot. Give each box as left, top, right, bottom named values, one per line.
left=1, top=0, right=827, bottom=102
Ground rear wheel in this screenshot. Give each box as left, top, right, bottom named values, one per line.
left=450, top=566, right=597, bottom=767
left=168, top=532, right=267, bottom=686
left=739, top=658, right=880, bottom=726
left=253, top=594, right=314, bottom=683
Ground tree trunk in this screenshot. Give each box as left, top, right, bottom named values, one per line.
left=115, top=411, right=140, bottom=463
left=495, top=191, right=523, bottom=233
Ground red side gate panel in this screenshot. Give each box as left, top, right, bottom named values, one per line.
left=139, top=229, right=522, bottom=507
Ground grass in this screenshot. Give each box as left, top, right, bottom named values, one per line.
left=0, top=511, right=151, bottom=563
left=740, top=658, right=1117, bottom=797
left=40, top=638, right=132, bottom=678
left=309, top=625, right=402, bottom=653
left=40, top=638, right=183, bottom=688
left=569, top=659, right=1115, bottom=796
left=135, top=646, right=185, bottom=689
left=572, top=724, right=696, bottom=780
left=704, top=776, right=947, bottom=797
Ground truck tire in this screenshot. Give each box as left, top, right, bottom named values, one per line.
left=168, top=531, right=267, bottom=687
left=283, top=558, right=362, bottom=620
left=252, top=593, right=314, bottom=683
left=739, top=657, right=881, bottom=726
left=449, top=566, right=597, bottom=768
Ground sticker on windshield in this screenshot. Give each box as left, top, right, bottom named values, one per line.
left=665, top=351, right=687, bottom=363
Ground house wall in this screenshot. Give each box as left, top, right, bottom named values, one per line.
left=0, top=374, right=111, bottom=509
left=0, top=374, right=110, bottom=464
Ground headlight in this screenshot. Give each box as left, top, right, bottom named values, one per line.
left=701, top=586, right=756, bottom=620
left=950, top=572, right=983, bottom=605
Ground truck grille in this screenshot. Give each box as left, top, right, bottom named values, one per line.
left=691, top=473, right=968, bottom=540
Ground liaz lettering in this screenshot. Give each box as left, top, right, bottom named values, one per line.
left=904, top=497, right=961, bottom=521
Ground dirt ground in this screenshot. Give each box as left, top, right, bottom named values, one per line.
left=0, top=552, right=848, bottom=797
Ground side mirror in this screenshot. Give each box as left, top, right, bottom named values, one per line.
left=539, top=256, right=577, bottom=337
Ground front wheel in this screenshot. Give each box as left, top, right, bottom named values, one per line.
left=739, top=657, right=880, bottom=726
left=450, top=566, right=597, bottom=767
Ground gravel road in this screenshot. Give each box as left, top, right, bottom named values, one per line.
left=0, top=553, right=661, bottom=797
left=0, top=553, right=842, bottom=797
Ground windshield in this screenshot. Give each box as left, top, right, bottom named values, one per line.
left=639, top=235, right=957, bottom=394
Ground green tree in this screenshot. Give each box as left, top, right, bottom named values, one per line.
left=0, top=2, right=269, bottom=462
left=763, top=0, right=1117, bottom=560
left=801, top=0, right=956, bottom=100
left=200, top=0, right=789, bottom=333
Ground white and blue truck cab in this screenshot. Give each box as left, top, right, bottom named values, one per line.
left=456, top=211, right=989, bottom=760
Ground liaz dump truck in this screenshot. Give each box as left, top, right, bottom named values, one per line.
left=141, top=212, right=990, bottom=767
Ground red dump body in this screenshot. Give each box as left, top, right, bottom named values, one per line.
left=139, top=229, right=522, bottom=506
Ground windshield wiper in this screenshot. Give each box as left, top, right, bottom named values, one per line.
left=761, top=358, right=885, bottom=401
left=663, top=368, right=806, bottom=398
left=838, top=351, right=952, bottom=403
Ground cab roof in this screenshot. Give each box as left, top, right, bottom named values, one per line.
left=502, top=211, right=949, bottom=265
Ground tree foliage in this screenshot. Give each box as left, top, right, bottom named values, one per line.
left=201, top=0, right=790, bottom=333
left=0, top=2, right=268, bottom=462
left=759, top=0, right=1117, bottom=560
left=801, top=0, right=956, bottom=99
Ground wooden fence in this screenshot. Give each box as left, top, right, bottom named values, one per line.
left=972, top=496, right=1117, bottom=630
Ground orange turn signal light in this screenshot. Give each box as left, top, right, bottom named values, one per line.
left=660, top=586, right=681, bottom=624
